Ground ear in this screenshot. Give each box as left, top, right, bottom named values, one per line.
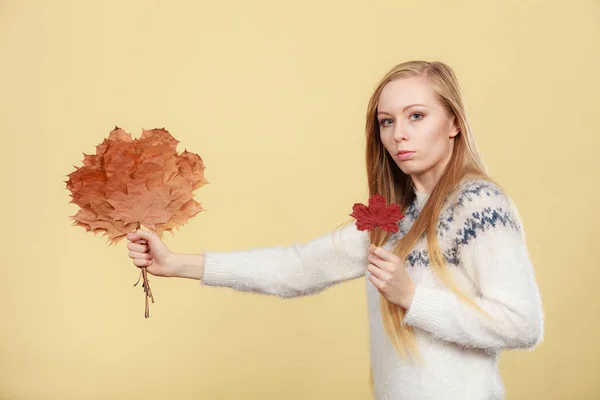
left=449, top=117, right=460, bottom=138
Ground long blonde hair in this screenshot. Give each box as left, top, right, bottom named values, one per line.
left=335, top=60, right=497, bottom=392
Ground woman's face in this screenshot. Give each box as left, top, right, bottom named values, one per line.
left=377, top=76, right=459, bottom=187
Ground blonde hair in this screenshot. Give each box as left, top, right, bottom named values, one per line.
left=334, top=60, right=497, bottom=394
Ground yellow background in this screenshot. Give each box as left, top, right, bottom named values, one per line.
left=1, top=0, right=598, bottom=399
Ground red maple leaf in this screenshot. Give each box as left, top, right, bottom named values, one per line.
left=349, top=194, right=404, bottom=233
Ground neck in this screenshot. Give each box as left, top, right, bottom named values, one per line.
left=411, top=149, right=453, bottom=195
left=411, top=174, right=437, bottom=195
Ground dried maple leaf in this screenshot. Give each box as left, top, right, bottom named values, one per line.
left=65, top=126, right=209, bottom=318
left=349, top=194, right=404, bottom=233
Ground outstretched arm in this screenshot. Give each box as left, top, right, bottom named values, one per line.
left=198, top=221, right=370, bottom=298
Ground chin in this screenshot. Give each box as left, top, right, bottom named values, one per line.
left=396, top=161, right=420, bottom=175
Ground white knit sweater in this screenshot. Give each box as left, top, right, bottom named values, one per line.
left=201, top=179, right=544, bottom=399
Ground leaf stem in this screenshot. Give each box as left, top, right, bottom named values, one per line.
left=132, top=222, right=155, bottom=318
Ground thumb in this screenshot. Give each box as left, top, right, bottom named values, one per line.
left=127, top=228, right=161, bottom=245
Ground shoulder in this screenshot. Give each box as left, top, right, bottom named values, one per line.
left=450, top=178, right=515, bottom=214
left=453, top=178, right=507, bottom=208
left=446, top=178, right=525, bottom=245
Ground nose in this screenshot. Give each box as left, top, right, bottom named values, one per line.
left=393, top=121, right=408, bottom=142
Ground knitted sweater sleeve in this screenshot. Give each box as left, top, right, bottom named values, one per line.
left=200, top=221, right=370, bottom=298
left=402, top=185, right=545, bottom=351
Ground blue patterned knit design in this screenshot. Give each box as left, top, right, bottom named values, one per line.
left=395, top=180, right=522, bottom=268
left=406, top=247, right=461, bottom=267
left=456, top=207, right=521, bottom=246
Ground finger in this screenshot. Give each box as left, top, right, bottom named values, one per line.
left=369, top=246, right=389, bottom=263
left=133, top=258, right=153, bottom=267
left=368, top=273, right=385, bottom=291
left=129, top=250, right=153, bottom=260
left=367, top=263, right=389, bottom=281
left=370, top=245, right=401, bottom=264
left=368, top=253, right=393, bottom=272
left=127, top=230, right=154, bottom=242
left=127, top=242, right=148, bottom=253
left=126, top=232, right=140, bottom=241
left=135, top=229, right=157, bottom=243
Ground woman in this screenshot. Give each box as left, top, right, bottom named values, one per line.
left=126, top=60, right=544, bottom=399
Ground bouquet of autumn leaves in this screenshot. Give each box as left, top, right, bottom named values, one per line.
left=65, top=127, right=208, bottom=318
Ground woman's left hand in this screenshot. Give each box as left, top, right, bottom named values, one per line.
left=367, top=244, right=416, bottom=310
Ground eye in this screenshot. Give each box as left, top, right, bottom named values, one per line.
left=379, top=118, right=393, bottom=127
left=409, top=112, right=424, bottom=121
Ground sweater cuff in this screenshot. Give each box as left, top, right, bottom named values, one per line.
left=402, top=284, right=447, bottom=330
left=200, top=252, right=242, bottom=287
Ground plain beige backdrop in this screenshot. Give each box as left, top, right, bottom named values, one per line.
left=1, top=0, right=598, bottom=399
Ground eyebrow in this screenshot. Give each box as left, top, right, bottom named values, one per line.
left=377, top=103, right=427, bottom=116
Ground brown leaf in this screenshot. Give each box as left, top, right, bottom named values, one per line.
left=139, top=128, right=179, bottom=149
left=66, top=127, right=208, bottom=245
left=107, top=182, right=174, bottom=229
left=177, top=150, right=209, bottom=190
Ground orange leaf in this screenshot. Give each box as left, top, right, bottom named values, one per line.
left=66, top=127, right=208, bottom=245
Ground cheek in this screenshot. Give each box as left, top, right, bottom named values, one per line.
left=421, top=129, right=451, bottom=158
left=425, top=138, right=448, bottom=161
left=380, top=133, right=396, bottom=154
left=405, top=132, right=451, bottom=173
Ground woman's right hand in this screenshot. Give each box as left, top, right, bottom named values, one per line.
left=126, top=229, right=175, bottom=277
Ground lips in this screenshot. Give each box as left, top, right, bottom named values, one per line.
left=396, top=151, right=415, bottom=161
